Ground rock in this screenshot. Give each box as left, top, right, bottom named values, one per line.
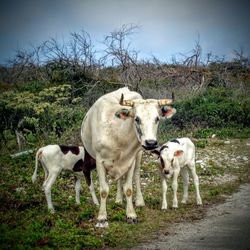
left=243, top=156, right=248, bottom=161
left=224, top=141, right=230, bottom=144
left=196, top=160, right=204, bottom=164
left=211, top=134, right=216, bottom=138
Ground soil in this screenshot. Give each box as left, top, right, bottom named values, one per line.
left=133, top=183, right=250, bottom=250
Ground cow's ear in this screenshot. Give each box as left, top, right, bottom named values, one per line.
left=161, top=106, right=176, bottom=119
left=174, top=150, right=184, bottom=157
left=115, top=108, right=134, bottom=120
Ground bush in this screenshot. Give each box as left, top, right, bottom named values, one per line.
left=170, top=87, right=250, bottom=129
left=0, top=84, right=86, bottom=147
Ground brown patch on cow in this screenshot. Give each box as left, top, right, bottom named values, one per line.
left=83, top=171, right=91, bottom=186
left=73, top=159, right=84, bottom=172
left=59, top=145, right=80, bottom=155
left=72, top=148, right=96, bottom=186
left=126, top=189, right=132, bottom=197
left=101, top=191, right=107, bottom=199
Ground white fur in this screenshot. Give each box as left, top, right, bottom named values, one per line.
left=156, top=138, right=202, bottom=209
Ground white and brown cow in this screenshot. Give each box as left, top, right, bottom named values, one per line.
left=32, top=145, right=99, bottom=213
left=81, top=87, right=176, bottom=227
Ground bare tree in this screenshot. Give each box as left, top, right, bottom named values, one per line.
left=101, top=24, right=142, bottom=90
left=233, top=46, right=249, bottom=67
left=180, top=34, right=202, bottom=68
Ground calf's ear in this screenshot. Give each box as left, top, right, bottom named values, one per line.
left=115, top=108, right=134, bottom=120
left=151, top=148, right=161, bottom=158
left=174, top=150, right=184, bottom=157
left=161, top=106, right=176, bottom=119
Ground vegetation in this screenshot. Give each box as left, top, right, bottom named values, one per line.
left=0, top=25, right=250, bottom=249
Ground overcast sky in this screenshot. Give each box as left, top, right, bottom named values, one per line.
left=0, top=0, right=250, bottom=64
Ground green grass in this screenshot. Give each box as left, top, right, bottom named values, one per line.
left=0, top=136, right=250, bottom=249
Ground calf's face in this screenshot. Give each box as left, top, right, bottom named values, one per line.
left=154, top=146, right=184, bottom=177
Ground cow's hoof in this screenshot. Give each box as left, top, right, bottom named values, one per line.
left=126, top=217, right=138, bottom=224
left=95, top=220, right=109, bottom=228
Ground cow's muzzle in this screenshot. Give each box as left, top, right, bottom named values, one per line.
left=142, top=139, right=158, bottom=150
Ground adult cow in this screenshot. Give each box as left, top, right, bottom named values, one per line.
left=81, top=87, right=176, bottom=227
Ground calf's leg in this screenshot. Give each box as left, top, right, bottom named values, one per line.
left=159, top=171, right=168, bottom=210
left=172, top=168, right=180, bottom=208
left=189, top=161, right=202, bottom=205
left=75, top=177, right=82, bottom=204
left=43, top=169, right=60, bottom=213
left=180, top=167, right=189, bottom=204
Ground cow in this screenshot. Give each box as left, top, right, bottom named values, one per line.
left=152, top=138, right=202, bottom=210
left=81, top=87, right=176, bottom=227
left=32, top=145, right=99, bottom=213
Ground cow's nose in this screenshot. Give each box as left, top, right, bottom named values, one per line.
left=164, top=170, right=169, bottom=175
left=145, top=139, right=158, bottom=147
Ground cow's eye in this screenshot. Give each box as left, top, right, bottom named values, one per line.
left=135, top=116, right=141, bottom=124
left=171, top=159, right=174, bottom=165
left=155, top=116, right=160, bottom=123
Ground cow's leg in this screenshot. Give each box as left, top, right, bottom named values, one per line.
left=172, top=168, right=180, bottom=209
left=96, top=160, right=109, bottom=228
left=123, top=162, right=137, bottom=223
left=180, top=167, right=189, bottom=204
left=75, top=177, right=81, bottom=204
left=44, top=169, right=60, bottom=213
left=134, top=151, right=145, bottom=207
left=83, top=170, right=99, bottom=206
left=159, top=170, right=168, bottom=210
left=189, top=160, right=202, bottom=205
left=115, top=178, right=123, bottom=204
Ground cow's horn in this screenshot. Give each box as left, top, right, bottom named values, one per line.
left=119, top=93, right=134, bottom=107
left=158, top=99, right=173, bottom=106
left=158, top=92, right=174, bottom=106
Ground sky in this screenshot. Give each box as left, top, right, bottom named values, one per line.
left=0, top=0, right=250, bottom=65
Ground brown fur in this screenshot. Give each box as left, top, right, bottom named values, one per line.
left=72, top=149, right=96, bottom=186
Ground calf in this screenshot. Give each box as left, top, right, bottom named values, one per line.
left=153, top=138, right=202, bottom=209
left=32, top=145, right=99, bottom=213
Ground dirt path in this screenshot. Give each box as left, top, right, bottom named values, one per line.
left=133, top=183, right=250, bottom=250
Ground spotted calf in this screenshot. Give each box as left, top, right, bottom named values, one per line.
left=153, top=138, right=202, bottom=209
left=32, top=145, right=99, bottom=213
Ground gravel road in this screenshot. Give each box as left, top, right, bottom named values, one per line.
left=133, top=183, right=250, bottom=250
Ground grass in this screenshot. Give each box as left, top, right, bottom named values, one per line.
left=0, top=136, right=250, bottom=249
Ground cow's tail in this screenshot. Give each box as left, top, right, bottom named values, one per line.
left=32, top=148, right=43, bottom=183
